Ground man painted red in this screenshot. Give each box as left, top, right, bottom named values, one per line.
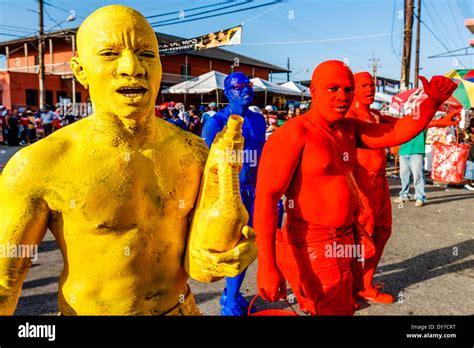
left=347, top=72, right=461, bottom=304
left=254, top=61, right=456, bottom=315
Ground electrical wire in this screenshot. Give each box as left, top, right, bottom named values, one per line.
left=0, top=1, right=37, bottom=13
left=391, top=0, right=402, bottom=62
left=149, top=1, right=282, bottom=28
left=146, top=1, right=235, bottom=19
left=414, top=12, right=467, bottom=67
left=44, top=0, right=87, bottom=19
left=240, top=32, right=399, bottom=45
left=150, top=1, right=252, bottom=26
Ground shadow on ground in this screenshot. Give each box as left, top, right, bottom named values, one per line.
left=15, top=292, right=58, bottom=315
left=375, top=239, right=474, bottom=295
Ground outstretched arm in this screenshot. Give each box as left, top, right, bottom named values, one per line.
left=254, top=123, right=304, bottom=302
left=428, top=110, right=461, bottom=128
left=355, top=76, right=457, bottom=149
left=0, top=153, right=49, bottom=315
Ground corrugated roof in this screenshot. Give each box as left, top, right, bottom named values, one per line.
left=0, top=28, right=287, bottom=73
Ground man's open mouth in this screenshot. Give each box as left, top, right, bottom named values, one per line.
left=116, top=86, right=148, bottom=98
left=335, top=106, right=348, bottom=112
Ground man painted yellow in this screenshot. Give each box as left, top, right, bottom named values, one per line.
left=0, top=5, right=256, bottom=315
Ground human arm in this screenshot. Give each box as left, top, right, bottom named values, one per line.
left=428, top=110, right=461, bottom=128
left=254, top=123, right=305, bottom=301
left=0, top=152, right=49, bottom=315
left=379, top=114, right=398, bottom=125
left=355, top=76, right=457, bottom=149
left=200, top=116, right=222, bottom=148
left=4, top=115, right=10, bottom=130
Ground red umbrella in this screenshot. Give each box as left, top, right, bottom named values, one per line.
left=391, top=87, right=461, bottom=115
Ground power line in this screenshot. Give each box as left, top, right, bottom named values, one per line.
left=0, top=24, right=37, bottom=32
left=241, top=1, right=283, bottom=25
left=424, top=0, right=454, bottom=52
left=240, top=32, right=400, bottom=45
left=146, top=1, right=234, bottom=19
left=414, top=12, right=467, bottom=67
left=0, top=32, right=24, bottom=37
left=43, top=0, right=86, bottom=19
left=447, top=0, right=469, bottom=50
left=43, top=5, right=64, bottom=31
left=150, top=1, right=251, bottom=26
left=44, top=2, right=86, bottom=19
left=149, top=1, right=282, bottom=28
left=0, top=25, right=37, bottom=34
left=0, top=1, right=37, bottom=13
left=391, top=0, right=402, bottom=62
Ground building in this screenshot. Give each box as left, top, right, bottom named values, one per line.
left=0, top=29, right=287, bottom=110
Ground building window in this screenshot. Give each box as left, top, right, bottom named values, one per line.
left=180, top=64, right=190, bottom=78
left=57, top=90, right=68, bottom=102
left=25, top=89, right=38, bottom=106
left=45, top=90, right=53, bottom=106
left=34, top=55, right=39, bottom=66
left=75, top=92, right=82, bottom=103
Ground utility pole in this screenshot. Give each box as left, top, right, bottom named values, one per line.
left=287, top=57, right=290, bottom=82
left=414, top=0, right=421, bottom=88
left=369, top=52, right=381, bottom=87
left=38, top=0, right=45, bottom=108
left=400, top=0, right=414, bottom=91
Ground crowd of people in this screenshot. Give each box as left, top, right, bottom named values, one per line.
left=0, top=105, right=78, bottom=146
left=156, top=100, right=309, bottom=139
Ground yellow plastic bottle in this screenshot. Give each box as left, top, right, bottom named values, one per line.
left=186, top=115, right=250, bottom=281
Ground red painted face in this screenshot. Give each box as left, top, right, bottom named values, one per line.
left=310, top=60, right=354, bottom=123
left=354, top=72, right=375, bottom=106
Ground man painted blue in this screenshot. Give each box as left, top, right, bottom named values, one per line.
left=201, top=72, right=266, bottom=316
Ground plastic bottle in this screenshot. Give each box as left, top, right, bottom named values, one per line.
left=185, top=115, right=249, bottom=281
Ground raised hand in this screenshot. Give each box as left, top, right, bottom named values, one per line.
left=419, top=76, right=458, bottom=105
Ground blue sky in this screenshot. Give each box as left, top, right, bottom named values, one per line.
left=1, top=0, right=473, bottom=83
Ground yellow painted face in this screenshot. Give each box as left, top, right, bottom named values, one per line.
left=72, top=6, right=162, bottom=119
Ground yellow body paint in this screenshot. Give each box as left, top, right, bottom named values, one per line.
left=0, top=5, right=256, bottom=315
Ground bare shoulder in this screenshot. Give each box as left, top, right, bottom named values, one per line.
left=155, top=118, right=208, bottom=169
left=3, top=125, right=77, bottom=175
left=271, top=115, right=309, bottom=140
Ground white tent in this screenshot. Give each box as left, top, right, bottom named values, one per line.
left=162, top=70, right=227, bottom=94
left=161, top=70, right=227, bottom=106
left=251, top=77, right=302, bottom=104
left=251, top=78, right=301, bottom=96
left=280, top=81, right=311, bottom=98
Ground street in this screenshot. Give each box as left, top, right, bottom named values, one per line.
left=1, top=145, right=473, bottom=316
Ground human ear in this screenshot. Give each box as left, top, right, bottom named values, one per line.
left=70, top=57, right=88, bottom=89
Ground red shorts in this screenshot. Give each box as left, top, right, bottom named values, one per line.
left=355, top=171, right=392, bottom=236
left=276, top=225, right=356, bottom=316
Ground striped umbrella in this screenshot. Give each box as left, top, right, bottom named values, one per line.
left=444, top=69, right=474, bottom=109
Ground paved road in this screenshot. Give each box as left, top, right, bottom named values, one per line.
left=1, top=145, right=473, bottom=315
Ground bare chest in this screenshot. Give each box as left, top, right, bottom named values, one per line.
left=46, top=148, right=200, bottom=230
